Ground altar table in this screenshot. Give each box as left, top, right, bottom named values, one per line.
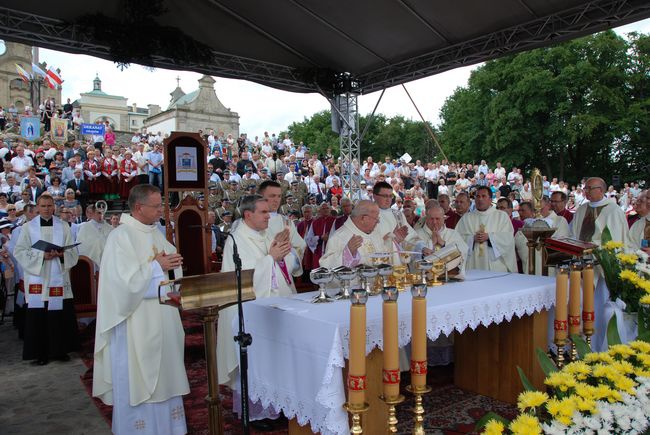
left=231, top=270, right=555, bottom=435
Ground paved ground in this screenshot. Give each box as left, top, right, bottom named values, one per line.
left=0, top=320, right=111, bottom=435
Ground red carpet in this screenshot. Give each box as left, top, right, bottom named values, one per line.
left=79, top=312, right=517, bottom=434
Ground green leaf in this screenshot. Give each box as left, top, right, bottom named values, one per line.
left=475, top=411, right=510, bottom=431
left=607, top=314, right=622, bottom=346
left=536, top=347, right=559, bottom=376
left=517, top=366, right=537, bottom=391
left=601, top=226, right=612, bottom=245
left=638, top=308, right=649, bottom=338
left=571, top=334, right=591, bottom=359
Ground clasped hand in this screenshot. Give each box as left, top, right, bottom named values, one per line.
left=270, top=228, right=292, bottom=261
left=43, top=250, right=63, bottom=260
left=155, top=252, right=183, bottom=271
left=474, top=231, right=489, bottom=243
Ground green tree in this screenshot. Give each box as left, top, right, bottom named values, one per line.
left=438, top=30, right=650, bottom=184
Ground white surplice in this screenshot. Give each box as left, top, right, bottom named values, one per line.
left=75, top=219, right=113, bottom=267
left=320, top=217, right=392, bottom=271
left=456, top=207, right=517, bottom=272
left=571, top=198, right=628, bottom=244
left=93, top=214, right=189, bottom=435
left=217, top=220, right=299, bottom=386
left=14, top=217, right=78, bottom=307
left=415, top=224, right=468, bottom=276
left=373, top=207, right=422, bottom=263
left=627, top=215, right=649, bottom=251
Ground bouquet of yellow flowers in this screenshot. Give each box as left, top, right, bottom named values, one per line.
left=481, top=341, right=650, bottom=434
left=594, top=228, right=648, bottom=313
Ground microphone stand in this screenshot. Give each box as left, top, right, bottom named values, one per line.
left=228, top=233, right=252, bottom=434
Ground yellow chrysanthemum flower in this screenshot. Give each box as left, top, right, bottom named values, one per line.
left=610, top=359, right=635, bottom=375
left=574, top=396, right=597, bottom=414
left=616, top=252, right=639, bottom=265
left=608, top=344, right=636, bottom=359
left=545, top=372, right=577, bottom=392
left=620, top=269, right=640, bottom=284
left=613, top=376, right=636, bottom=394
left=517, top=391, right=549, bottom=411
left=640, top=294, right=650, bottom=305
left=603, top=241, right=624, bottom=250
left=483, top=419, right=505, bottom=435
left=564, top=361, right=591, bottom=380
left=584, top=352, right=615, bottom=364
left=630, top=340, right=650, bottom=354
left=508, top=414, right=542, bottom=435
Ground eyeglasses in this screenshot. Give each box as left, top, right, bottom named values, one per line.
left=584, top=186, right=602, bottom=191
left=374, top=193, right=392, bottom=199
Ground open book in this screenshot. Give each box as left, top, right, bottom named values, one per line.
left=31, top=240, right=80, bottom=252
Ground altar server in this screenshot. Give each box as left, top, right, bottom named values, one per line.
left=571, top=177, right=628, bottom=245
left=14, top=194, right=79, bottom=365
left=415, top=205, right=468, bottom=274
left=218, top=195, right=299, bottom=386
left=93, top=184, right=189, bottom=435
left=456, top=186, right=517, bottom=272
left=320, top=200, right=391, bottom=269
left=75, top=204, right=113, bottom=268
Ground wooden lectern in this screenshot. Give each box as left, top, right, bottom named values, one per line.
left=159, top=270, right=256, bottom=435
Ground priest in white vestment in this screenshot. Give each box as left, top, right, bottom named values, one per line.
left=372, top=181, right=422, bottom=264
left=571, top=177, right=628, bottom=245
left=93, top=185, right=189, bottom=435
left=571, top=178, right=629, bottom=352
left=218, top=194, right=299, bottom=387
left=320, top=200, right=391, bottom=271
left=14, top=195, right=79, bottom=364
left=626, top=191, right=648, bottom=252
left=75, top=204, right=113, bottom=268
left=415, top=205, right=468, bottom=276
left=456, top=186, right=516, bottom=272
left=259, top=180, right=306, bottom=265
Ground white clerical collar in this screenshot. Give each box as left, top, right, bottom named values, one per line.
left=121, top=213, right=157, bottom=233
left=270, top=212, right=278, bottom=217
left=588, top=197, right=609, bottom=208
left=475, top=206, right=493, bottom=215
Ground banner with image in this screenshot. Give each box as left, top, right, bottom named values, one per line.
left=50, top=118, right=68, bottom=144
left=20, top=116, right=41, bottom=140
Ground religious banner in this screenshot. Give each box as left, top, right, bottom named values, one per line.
left=80, top=123, right=105, bottom=136
left=175, top=146, right=198, bottom=182
left=51, top=118, right=68, bottom=144
left=20, top=116, right=41, bottom=140
left=164, top=132, right=206, bottom=190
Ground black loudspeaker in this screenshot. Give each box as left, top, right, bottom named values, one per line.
left=612, top=175, right=620, bottom=188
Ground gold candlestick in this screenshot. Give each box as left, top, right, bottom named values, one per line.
left=380, top=394, right=405, bottom=433
left=555, top=338, right=566, bottom=369
left=406, top=384, right=431, bottom=435
left=343, top=402, right=370, bottom=434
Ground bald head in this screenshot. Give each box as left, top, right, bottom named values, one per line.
left=585, top=177, right=607, bottom=202
left=351, top=200, right=380, bottom=234
left=425, top=205, right=446, bottom=231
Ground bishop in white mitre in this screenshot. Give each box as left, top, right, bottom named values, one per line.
left=218, top=195, right=300, bottom=386
left=456, top=186, right=517, bottom=272
left=75, top=204, right=113, bottom=268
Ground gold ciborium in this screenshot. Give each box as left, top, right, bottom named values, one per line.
left=427, top=261, right=445, bottom=287
left=392, top=264, right=409, bottom=292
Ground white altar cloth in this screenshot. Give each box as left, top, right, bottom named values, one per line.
left=230, top=270, right=555, bottom=435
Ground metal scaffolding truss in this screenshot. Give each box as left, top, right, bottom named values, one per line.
left=0, top=7, right=313, bottom=94
left=334, top=93, right=361, bottom=200
left=357, top=0, right=650, bottom=94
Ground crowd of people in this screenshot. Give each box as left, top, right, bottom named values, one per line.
left=0, top=116, right=647, bottom=434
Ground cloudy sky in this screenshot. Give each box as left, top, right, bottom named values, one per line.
left=39, top=18, right=650, bottom=137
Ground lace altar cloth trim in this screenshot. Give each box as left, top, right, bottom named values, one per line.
left=237, top=271, right=555, bottom=435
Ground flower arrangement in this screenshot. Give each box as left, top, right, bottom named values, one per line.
left=481, top=341, right=650, bottom=434
left=594, top=229, right=650, bottom=313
